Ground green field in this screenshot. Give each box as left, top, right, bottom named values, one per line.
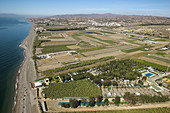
left=41, top=45, right=71, bottom=54
left=59, top=107, right=170, bottom=113
left=86, top=35, right=117, bottom=45
left=77, top=46, right=106, bottom=53
left=133, top=59, right=169, bottom=72
left=100, top=31, right=115, bottom=34
left=126, top=39, right=143, bottom=46
left=48, top=36, right=64, bottom=39
left=43, top=79, right=101, bottom=98
left=42, top=56, right=115, bottom=76
left=145, top=55, right=170, bottom=63
left=156, top=52, right=167, bottom=56
left=78, top=41, right=92, bottom=47
left=123, top=46, right=153, bottom=53
left=156, top=52, right=170, bottom=58
left=72, top=36, right=82, bottom=41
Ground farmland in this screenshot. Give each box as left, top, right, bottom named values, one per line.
left=133, top=59, right=169, bottom=72
left=32, top=16, right=170, bottom=113
left=42, top=56, right=115, bottom=76
left=122, top=46, right=153, bottom=53
left=41, top=45, right=71, bottom=54
left=43, top=79, right=101, bottom=98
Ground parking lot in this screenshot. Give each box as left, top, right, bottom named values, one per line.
left=102, top=87, right=159, bottom=97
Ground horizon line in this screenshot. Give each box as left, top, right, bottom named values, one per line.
left=0, top=13, right=170, bottom=18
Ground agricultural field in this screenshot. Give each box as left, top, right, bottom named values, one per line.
left=122, top=46, right=153, bottom=53
left=42, top=56, right=115, bottom=76
left=41, top=45, right=71, bottom=54
left=43, top=79, right=101, bottom=98
left=33, top=15, right=170, bottom=113
left=82, top=44, right=134, bottom=57
left=37, top=52, right=78, bottom=71
left=133, top=59, right=169, bottom=72
left=145, top=55, right=170, bottom=63
left=156, top=52, right=170, bottom=58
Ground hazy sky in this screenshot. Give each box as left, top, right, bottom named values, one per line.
left=0, top=0, right=170, bottom=17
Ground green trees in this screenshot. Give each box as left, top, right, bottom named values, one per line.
left=96, top=96, right=103, bottom=106
left=138, top=95, right=169, bottom=103
left=124, top=92, right=131, bottom=103
left=142, top=76, right=147, bottom=81
left=114, top=96, right=120, bottom=106
left=43, top=80, right=101, bottom=98
left=88, top=97, right=95, bottom=107
left=61, top=103, right=70, bottom=108
left=112, top=81, right=118, bottom=86
left=93, top=78, right=102, bottom=85
left=103, top=98, right=109, bottom=106
left=138, top=80, right=143, bottom=85
left=95, top=59, right=143, bottom=81
left=124, top=92, right=137, bottom=105
left=129, top=94, right=137, bottom=105
left=69, top=99, right=79, bottom=108
left=102, top=80, right=112, bottom=86
left=124, top=92, right=169, bottom=105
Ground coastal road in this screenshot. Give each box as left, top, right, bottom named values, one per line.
left=15, top=23, right=39, bottom=113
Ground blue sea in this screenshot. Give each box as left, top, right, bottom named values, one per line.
left=0, top=16, right=31, bottom=113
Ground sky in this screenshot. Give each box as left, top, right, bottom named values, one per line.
left=0, top=0, right=170, bottom=17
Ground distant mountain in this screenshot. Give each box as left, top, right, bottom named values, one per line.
left=51, top=13, right=121, bottom=18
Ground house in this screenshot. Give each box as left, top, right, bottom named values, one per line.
left=34, top=81, right=42, bottom=87
left=33, top=78, right=50, bottom=88
left=44, top=78, right=50, bottom=85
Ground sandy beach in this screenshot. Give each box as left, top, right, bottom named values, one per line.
left=14, top=22, right=39, bottom=113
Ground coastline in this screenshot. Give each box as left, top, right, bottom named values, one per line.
left=13, top=21, right=39, bottom=113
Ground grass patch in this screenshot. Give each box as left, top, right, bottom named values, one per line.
left=100, top=31, right=115, bottom=34
left=123, top=46, right=153, bottom=53
left=43, top=79, right=101, bottom=98
left=72, top=36, right=82, bottom=41
left=156, top=52, right=167, bottom=56
left=77, top=46, right=106, bottom=53
left=42, top=56, right=115, bottom=76
left=126, top=40, right=143, bottom=46
left=155, top=39, right=167, bottom=41
left=38, top=34, right=51, bottom=36
left=145, top=55, right=170, bottom=63
left=86, top=35, right=117, bottom=45
left=65, top=107, right=170, bottom=113
left=133, top=59, right=169, bottom=72
left=102, top=40, right=117, bottom=45
left=41, top=45, right=71, bottom=54
left=48, top=36, right=64, bottom=39
left=38, top=31, right=51, bottom=36
left=78, top=41, right=92, bottom=47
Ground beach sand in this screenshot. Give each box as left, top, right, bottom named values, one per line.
left=14, top=22, right=39, bottom=113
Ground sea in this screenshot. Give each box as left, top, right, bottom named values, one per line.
left=0, top=16, right=31, bottom=113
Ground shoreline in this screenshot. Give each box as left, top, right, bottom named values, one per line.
left=13, top=21, right=39, bottom=113
left=12, top=48, right=26, bottom=112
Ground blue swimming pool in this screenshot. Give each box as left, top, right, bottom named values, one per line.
left=145, top=73, right=154, bottom=77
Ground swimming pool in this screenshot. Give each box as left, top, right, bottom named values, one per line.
left=145, top=72, right=154, bottom=77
